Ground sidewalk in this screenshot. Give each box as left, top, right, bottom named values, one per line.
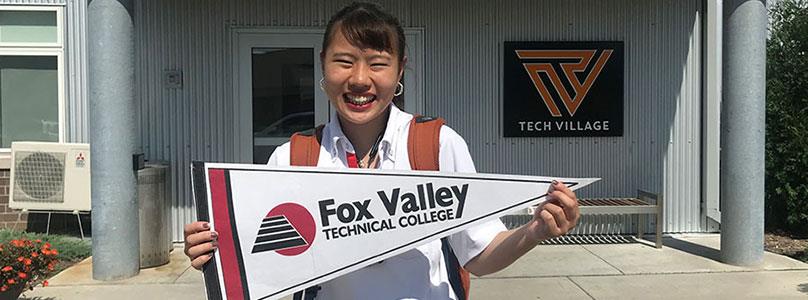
left=22, top=234, right=808, bottom=299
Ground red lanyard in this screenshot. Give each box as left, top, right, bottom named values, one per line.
left=345, top=152, right=360, bottom=168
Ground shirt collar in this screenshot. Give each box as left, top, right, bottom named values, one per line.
left=324, top=104, right=413, bottom=162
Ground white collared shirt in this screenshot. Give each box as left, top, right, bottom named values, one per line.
left=268, top=105, right=506, bottom=300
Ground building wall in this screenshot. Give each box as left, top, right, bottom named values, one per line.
left=0, top=170, right=28, bottom=229
left=133, top=0, right=705, bottom=241
left=0, top=0, right=89, bottom=143
left=0, top=0, right=87, bottom=229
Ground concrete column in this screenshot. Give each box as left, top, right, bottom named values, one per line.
left=88, top=0, right=140, bottom=280
left=720, top=0, right=766, bottom=266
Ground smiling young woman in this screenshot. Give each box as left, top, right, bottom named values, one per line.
left=183, top=2, right=580, bottom=299
left=318, top=3, right=407, bottom=166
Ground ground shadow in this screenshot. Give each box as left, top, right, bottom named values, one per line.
left=662, top=237, right=722, bottom=262
left=541, top=234, right=638, bottom=245
left=798, top=283, right=808, bottom=295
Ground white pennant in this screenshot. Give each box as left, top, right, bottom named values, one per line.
left=193, top=163, right=599, bottom=300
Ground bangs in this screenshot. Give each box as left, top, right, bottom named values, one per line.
left=338, top=17, right=398, bottom=56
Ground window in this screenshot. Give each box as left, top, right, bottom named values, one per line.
left=0, top=6, right=64, bottom=149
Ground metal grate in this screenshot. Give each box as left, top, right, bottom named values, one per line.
left=13, top=151, right=65, bottom=203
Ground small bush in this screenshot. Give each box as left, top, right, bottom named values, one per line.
left=765, top=0, right=808, bottom=235
left=0, top=230, right=91, bottom=274
left=0, top=238, right=59, bottom=291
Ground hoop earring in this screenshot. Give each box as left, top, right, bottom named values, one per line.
left=319, top=78, right=325, bottom=91
left=394, top=82, right=404, bottom=96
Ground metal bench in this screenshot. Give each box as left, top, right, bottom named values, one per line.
left=578, top=190, right=664, bottom=248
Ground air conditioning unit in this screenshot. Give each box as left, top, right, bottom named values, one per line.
left=9, top=142, right=91, bottom=212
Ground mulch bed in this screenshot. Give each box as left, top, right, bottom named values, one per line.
left=764, top=231, right=808, bottom=262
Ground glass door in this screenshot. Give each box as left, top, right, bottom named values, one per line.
left=236, top=30, right=329, bottom=164
left=235, top=28, right=423, bottom=164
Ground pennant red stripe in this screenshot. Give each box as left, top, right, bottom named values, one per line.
left=209, top=169, right=245, bottom=300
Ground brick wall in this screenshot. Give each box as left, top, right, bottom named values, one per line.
left=0, top=169, right=28, bottom=229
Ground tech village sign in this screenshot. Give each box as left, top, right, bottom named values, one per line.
left=503, top=41, right=625, bottom=137
left=192, top=163, right=597, bottom=300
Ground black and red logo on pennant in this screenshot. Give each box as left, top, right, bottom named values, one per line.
left=252, top=203, right=316, bottom=256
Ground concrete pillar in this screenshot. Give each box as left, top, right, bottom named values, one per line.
left=720, top=0, right=767, bottom=266
left=88, top=0, right=140, bottom=280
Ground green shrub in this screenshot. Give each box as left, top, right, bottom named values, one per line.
left=0, top=230, right=91, bottom=273
left=765, top=0, right=808, bottom=235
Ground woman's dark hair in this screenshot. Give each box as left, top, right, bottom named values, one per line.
left=322, top=2, right=406, bottom=64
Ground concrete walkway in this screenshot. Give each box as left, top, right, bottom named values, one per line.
left=21, top=234, right=808, bottom=299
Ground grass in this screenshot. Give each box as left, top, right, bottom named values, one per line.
left=0, top=229, right=92, bottom=274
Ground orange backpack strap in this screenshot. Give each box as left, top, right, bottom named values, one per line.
left=407, top=115, right=444, bottom=171
left=289, top=125, right=324, bottom=167
left=407, top=115, right=471, bottom=300
left=289, top=125, right=324, bottom=299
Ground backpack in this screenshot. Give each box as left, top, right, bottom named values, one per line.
left=289, top=115, right=471, bottom=300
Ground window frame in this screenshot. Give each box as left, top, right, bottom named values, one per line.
left=0, top=5, right=66, bottom=153
left=0, top=5, right=64, bottom=48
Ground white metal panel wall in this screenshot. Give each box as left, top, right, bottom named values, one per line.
left=134, top=0, right=703, bottom=241
left=65, top=0, right=88, bottom=143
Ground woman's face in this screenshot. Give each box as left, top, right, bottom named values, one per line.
left=321, top=28, right=405, bottom=127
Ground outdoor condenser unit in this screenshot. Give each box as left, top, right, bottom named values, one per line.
left=9, top=142, right=91, bottom=212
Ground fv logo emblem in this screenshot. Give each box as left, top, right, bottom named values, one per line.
left=252, top=203, right=316, bottom=256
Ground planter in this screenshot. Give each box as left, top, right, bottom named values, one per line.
left=0, top=283, right=25, bottom=300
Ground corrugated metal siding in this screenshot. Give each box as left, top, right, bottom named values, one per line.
left=413, top=0, right=702, bottom=234
left=134, top=0, right=703, bottom=241
left=0, top=0, right=65, bottom=5
left=65, top=0, right=89, bottom=143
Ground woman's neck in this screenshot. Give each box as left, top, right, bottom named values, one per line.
left=339, top=106, right=390, bottom=158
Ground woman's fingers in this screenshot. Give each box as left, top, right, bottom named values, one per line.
left=538, top=209, right=562, bottom=237
left=186, top=237, right=218, bottom=261
left=184, top=221, right=217, bottom=266
left=546, top=180, right=580, bottom=227
left=186, top=230, right=218, bottom=248
left=184, top=221, right=210, bottom=238
left=550, top=191, right=579, bottom=225
left=191, top=252, right=214, bottom=270
left=553, top=181, right=578, bottom=202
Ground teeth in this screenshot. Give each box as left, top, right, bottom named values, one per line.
left=346, top=94, right=375, bottom=105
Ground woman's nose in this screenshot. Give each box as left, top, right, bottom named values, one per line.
left=348, top=64, right=371, bottom=91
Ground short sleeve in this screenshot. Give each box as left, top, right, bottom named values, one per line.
left=266, top=142, right=291, bottom=167
left=439, top=126, right=507, bottom=266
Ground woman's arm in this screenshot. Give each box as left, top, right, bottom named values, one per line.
left=464, top=181, right=580, bottom=276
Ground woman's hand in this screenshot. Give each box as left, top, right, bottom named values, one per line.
left=184, top=221, right=218, bottom=270
left=527, top=180, right=580, bottom=242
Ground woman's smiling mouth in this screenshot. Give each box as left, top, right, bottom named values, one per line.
left=344, top=94, right=377, bottom=108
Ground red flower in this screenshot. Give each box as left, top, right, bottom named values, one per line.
left=31, top=252, right=38, bottom=258
left=0, top=285, right=6, bottom=292
left=7, top=279, right=15, bottom=285
left=1, top=266, right=11, bottom=272
left=23, top=258, right=31, bottom=266
left=17, top=272, right=26, bottom=279
left=43, top=280, right=48, bottom=287
left=16, top=257, right=23, bottom=262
